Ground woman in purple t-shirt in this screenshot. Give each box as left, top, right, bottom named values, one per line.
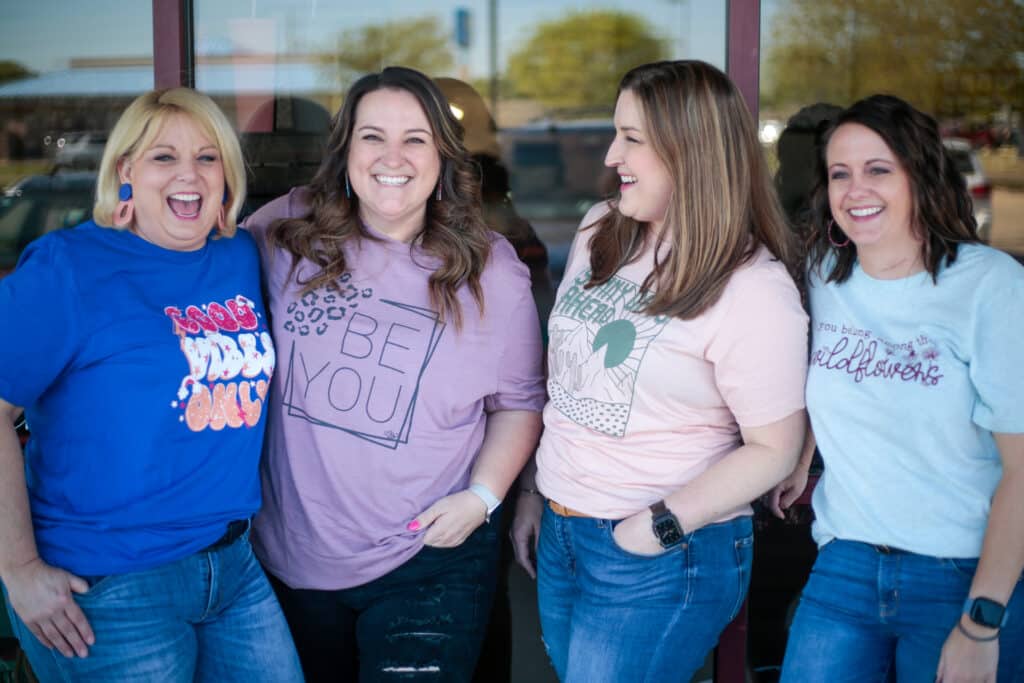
left=244, top=66, right=545, bottom=682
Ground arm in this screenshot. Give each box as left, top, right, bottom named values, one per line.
left=0, top=397, right=94, bottom=657
left=612, top=409, right=806, bottom=555
left=937, top=432, right=1024, bottom=683
left=510, top=456, right=544, bottom=578
left=768, top=424, right=817, bottom=518
left=416, top=409, right=543, bottom=547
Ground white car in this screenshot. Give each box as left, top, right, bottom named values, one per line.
left=943, top=138, right=993, bottom=242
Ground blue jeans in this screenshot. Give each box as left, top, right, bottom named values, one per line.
left=267, top=515, right=502, bottom=683
left=536, top=507, right=753, bottom=683
left=5, top=528, right=303, bottom=683
left=781, top=539, right=1024, bottom=683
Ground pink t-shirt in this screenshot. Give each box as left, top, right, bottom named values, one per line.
left=536, top=204, right=808, bottom=520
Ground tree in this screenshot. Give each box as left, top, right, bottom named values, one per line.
left=761, top=0, right=1024, bottom=118
left=0, top=60, right=34, bottom=86
left=506, top=10, right=667, bottom=112
left=322, top=16, right=454, bottom=85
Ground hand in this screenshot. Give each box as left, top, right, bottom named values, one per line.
left=611, top=510, right=664, bottom=556
left=411, top=490, right=488, bottom=548
left=3, top=557, right=94, bottom=658
left=510, top=492, right=544, bottom=579
left=936, top=620, right=998, bottom=682
left=767, top=465, right=810, bottom=519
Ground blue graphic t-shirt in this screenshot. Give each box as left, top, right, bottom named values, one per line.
left=0, top=222, right=274, bottom=575
left=807, top=244, right=1024, bottom=557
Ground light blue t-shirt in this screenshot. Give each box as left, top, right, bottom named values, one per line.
left=807, top=244, right=1024, bottom=558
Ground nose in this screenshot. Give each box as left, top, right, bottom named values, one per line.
left=176, top=159, right=199, bottom=181
left=380, top=140, right=405, bottom=167
left=604, top=136, right=622, bottom=168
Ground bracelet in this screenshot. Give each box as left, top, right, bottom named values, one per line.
left=520, top=487, right=543, bottom=497
left=956, top=620, right=1000, bottom=642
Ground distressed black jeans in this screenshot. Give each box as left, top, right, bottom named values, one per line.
left=267, top=516, right=501, bottom=683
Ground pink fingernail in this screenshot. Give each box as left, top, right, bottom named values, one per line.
left=407, top=520, right=420, bottom=532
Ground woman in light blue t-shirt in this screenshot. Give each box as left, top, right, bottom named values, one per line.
left=769, top=95, right=1024, bottom=683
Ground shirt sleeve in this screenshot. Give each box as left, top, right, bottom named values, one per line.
left=484, top=242, right=546, bottom=413
left=705, top=259, right=809, bottom=427
left=969, top=259, right=1024, bottom=433
left=0, top=235, right=82, bottom=407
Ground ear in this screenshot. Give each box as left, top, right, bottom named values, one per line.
left=116, top=157, right=132, bottom=184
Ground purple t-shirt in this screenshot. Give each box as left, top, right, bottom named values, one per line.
left=245, top=188, right=545, bottom=589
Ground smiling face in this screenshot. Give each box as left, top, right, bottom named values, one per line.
left=826, top=123, right=919, bottom=257
left=346, top=88, right=442, bottom=242
left=119, top=113, right=224, bottom=252
left=604, top=89, right=674, bottom=232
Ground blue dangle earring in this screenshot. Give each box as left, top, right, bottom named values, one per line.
left=114, top=182, right=134, bottom=227
left=344, top=173, right=351, bottom=199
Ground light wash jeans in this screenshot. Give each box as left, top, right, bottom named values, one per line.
left=5, top=528, right=303, bottom=682
left=537, top=507, right=753, bottom=683
left=781, top=539, right=1024, bottom=683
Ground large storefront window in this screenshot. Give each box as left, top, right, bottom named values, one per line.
left=759, top=0, right=1024, bottom=250
left=194, top=0, right=727, bottom=274
left=0, top=2, right=153, bottom=271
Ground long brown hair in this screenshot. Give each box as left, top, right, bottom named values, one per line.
left=268, top=66, right=491, bottom=327
left=587, top=60, right=797, bottom=319
left=806, top=94, right=979, bottom=284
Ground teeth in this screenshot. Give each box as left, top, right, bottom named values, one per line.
left=850, top=207, right=882, bottom=217
left=620, top=175, right=637, bottom=184
left=375, top=175, right=410, bottom=186
left=169, top=192, right=200, bottom=201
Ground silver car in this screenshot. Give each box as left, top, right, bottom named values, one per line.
left=943, top=138, right=993, bottom=242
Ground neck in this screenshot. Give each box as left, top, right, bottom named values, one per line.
left=857, top=241, right=926, bottom=280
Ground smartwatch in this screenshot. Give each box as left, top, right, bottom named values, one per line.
left=963, top=596, right=1008, bottom=630
left=649, top=500, right=685, bottom=549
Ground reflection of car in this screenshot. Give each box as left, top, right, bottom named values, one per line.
left=54, top=131, right=108, bottom=170
left=0, top=171, right=96, bottom=275
left=943, top=138, right=993, bottom=242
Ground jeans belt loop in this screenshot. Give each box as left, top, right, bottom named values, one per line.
left=548, top=500, right=590, bottom=518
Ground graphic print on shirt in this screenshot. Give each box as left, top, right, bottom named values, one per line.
left=810, top=319, right=943, bottom=387
left=280, top=274, right=446, bottom=450
left=548, top=268, right=670, bottom=437
left=164, top=295, right=276, bottom=431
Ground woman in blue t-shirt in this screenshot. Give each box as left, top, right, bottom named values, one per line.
left=770, top=95, right=1024, bottom=682
left=0, top=89, right=302, bottom=682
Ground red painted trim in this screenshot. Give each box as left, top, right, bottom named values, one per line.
left=153, top=0, right=189, bottom=88
left=727, top=0, right=761, bottom=121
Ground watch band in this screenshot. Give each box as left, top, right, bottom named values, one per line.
left=649, top=499, right=685, bottom=549
left=469, top=483, right=501, bottom=522
left=963, top=596, right=1008, bottom=630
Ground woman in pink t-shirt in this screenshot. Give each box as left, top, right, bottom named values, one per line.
left=511, top=60, right=809, bottom=682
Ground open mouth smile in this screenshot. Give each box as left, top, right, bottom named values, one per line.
left=167, top=192, right=202, bottom=219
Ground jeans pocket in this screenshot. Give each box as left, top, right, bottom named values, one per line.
left=947, top=557, right=979, bottom=580
left=606, top=522, right=680, bottom=560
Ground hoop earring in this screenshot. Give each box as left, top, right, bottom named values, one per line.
left=828, top=219, right=850, bottom=248
left=436, top=180, right=442, bottom=202
left=113, top=182, right=134, bottom=228
left=344, top=173, right=351, bottom=199
left=216, top=204, right=227, bottom=232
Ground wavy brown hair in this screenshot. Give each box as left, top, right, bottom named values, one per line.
left=587, top=60, right=797, bottom=320
left=806, top=94, right=980, bottom=284
left=268, top=66, right=491, bottom=327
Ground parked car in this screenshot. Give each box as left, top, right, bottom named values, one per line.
left=943, top=137, right=993, bottom=242
left=54, top=131, right=108, bottom=170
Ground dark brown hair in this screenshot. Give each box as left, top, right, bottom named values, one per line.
left=268, top=66, right=491, bottom=327
left=587, top=60, right=797, bottom=320
left=806, top=94, right=979, bottom=284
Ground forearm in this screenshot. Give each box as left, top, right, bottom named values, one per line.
left=470, top=409, right=543, bottom=498
left=0, top=400, right=39, bottom=581
left=665, top=410, right=806, bottom=532
left=968, top=459, right=1024, bottom=607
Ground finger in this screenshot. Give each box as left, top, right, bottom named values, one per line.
left=781, top=484, right=803, bottom=510
left=40, top=619, right=76, bottom=658
left=768, top=488, right=785, bottom=519
left=27, top=624, right=56, bottom=652
left=67, top=574, right=89, bottom=595
left=65, top=602, right=95, bottom=647
left=53, top=612, right=89, bottom=658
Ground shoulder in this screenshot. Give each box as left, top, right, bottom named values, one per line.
left=17, top=220, right=104, bottom=267
left=580, top=201, right=613, bottom=230
left=726, top=246, right=801, bottom=301
left=946, top=243, right=1024, bottom=284
left=484, top=231, right=530, bottom=283
left=243, top=186, right=313, bottom=235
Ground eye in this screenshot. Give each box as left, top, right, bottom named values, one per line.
left=406, top=136, right=427, bottom=145
left=625, top=136, right=641, bottom=144
left=361, top=133, right=383, bottom=142
left=829, top=170, right=849, bottom=181
left=198, top=153, right=219, bottom=163
left=868, top=166, right=891, bottom=175
left=153, top=153, right=175, bottom=162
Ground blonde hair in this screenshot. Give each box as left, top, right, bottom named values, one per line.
left=93, top=88, right=246, bottom=236
left=588, top=60, right=797, bottom=319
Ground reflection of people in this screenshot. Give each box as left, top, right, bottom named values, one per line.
left=435, top=77, right=555, bottom=331
left=513, top=60, right=809, bottom=682
left=0, top=88, right=302, bottom=682
left=771, top=95, right=1024, bottom=683
left=244, top=66, right=546, bottom=682
left=774, top=103, right=841, bottom=228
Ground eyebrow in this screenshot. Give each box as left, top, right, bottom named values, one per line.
left=149, top=143, right=217, bottom=152
left=357, top=125, right=433, bottom=135
left=828, top=158, right=895, bottom=167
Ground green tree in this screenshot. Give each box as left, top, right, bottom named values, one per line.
left=761, top=0, right=1024, bottom=118
left=506, top=10, right=667, bottom=112
left=322, top=16, right=453, bottom=84
left=0, top=60, right=34, bottom=85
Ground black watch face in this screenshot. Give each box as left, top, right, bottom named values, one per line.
left=970, top=598, right=1006, bottom=628
left=653, top=517, right=683, bottom=547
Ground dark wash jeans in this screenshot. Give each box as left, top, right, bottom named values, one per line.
left=268, top=516, right=501, bottom=683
